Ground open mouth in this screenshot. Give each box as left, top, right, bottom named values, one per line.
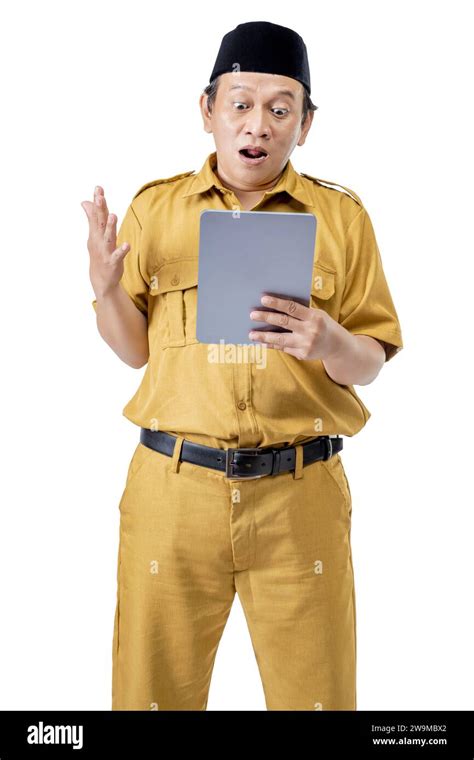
left=238, top=148, right=269, bottom=164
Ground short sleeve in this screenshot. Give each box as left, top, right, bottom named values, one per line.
left=339, top=206, right=403, bottom=362
left=91, top=202, right=149, bottom=316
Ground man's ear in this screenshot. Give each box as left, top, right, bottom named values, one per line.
left=297, top=109, right=314, bottom=147
left=199, top=93, right=213, bottom=133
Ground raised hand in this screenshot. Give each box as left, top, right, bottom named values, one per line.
left=81, top=186, right=130, bottom=299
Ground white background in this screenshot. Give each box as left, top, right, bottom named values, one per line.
left=1, top=0, right=473, bottom=710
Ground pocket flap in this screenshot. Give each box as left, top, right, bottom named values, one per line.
left=311, top=263, right=336, bottom=299
left=149, top=258, right=199, bottom=295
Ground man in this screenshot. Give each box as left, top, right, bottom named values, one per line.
left=82, top=21, right=403, bottom=711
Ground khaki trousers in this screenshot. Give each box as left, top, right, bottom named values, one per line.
left=112, top=437, right=357, bottom=710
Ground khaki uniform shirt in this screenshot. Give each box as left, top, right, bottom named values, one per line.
left=92, top=151, right=403, bottom=449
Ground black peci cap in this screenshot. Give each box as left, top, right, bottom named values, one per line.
left=209, top=21, right=311, bottom=95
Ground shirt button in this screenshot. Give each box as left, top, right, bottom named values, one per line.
left=171, top=275, right=180, bottom=285
left=237, top=401, right=247, bottom=410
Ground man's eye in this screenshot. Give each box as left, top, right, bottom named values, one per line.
left=232, top=103, right=288, bottom=116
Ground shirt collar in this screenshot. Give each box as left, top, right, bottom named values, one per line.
left=181, top=151, right=313, bottom=207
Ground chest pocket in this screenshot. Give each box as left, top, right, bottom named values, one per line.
left=149, top=258, right=199, bottom=348
left=310, top=262, right=337, bottom=317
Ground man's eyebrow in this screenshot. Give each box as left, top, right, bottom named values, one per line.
left=228, top=84, right=296, bottom=101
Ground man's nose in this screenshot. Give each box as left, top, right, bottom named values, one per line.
left=244, top=106, right=271, bottom=136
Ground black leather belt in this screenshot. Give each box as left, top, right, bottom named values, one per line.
left=139, top=428, right=343, bottom=480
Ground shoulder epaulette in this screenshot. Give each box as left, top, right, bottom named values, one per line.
left=299, top=172, right=363, bottom=207
left=132, top=170, right=196, bottom=200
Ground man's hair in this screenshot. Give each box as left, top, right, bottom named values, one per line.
left=203, top=75, right=318, bottom=126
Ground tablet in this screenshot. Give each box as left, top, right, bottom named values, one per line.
left=196, top=209, right=317, bottom=345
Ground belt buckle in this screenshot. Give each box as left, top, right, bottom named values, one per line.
left=225, top=447, right=269, bottom=480
left=322, top=436, right=333, bottom=461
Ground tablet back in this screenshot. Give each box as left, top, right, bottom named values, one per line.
left=196, top=209, right=317, bottom=345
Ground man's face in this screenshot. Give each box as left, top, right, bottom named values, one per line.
left=200, top=71, right=314, bottom=190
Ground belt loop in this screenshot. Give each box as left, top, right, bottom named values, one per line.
left=293, top=444, right=304, bottom=479
left=170, top=435, right=185, bottom=473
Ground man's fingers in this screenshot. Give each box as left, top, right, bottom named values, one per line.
left=259, top=294, right=309, bottom=322
left=103, top=213, right=117, bottom=249
left=96, top=186, right=109, bottom=214
left=250, top=308, right=303, bottom=334
left=112, top=241, right=130, bottom=262
left=94, top=186, right=110, bottom=231
left=81, top=200, right=92, bottom=220
left=81, top=196, right=99, bottom=230
left=81, top=201, right=101, bottom=245
left=81, top=199, right=96, bottom=220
